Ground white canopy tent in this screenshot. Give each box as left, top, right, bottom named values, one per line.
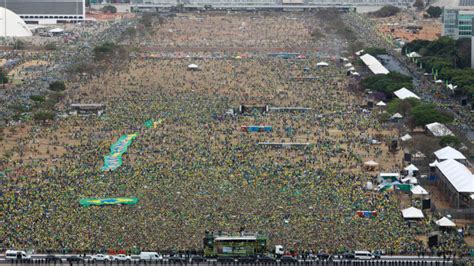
left=411, top=185, right=428, bottom=195
left=434, top=146, right=467, bottom=161
left=400, top=134, right=412, bottom=141
left=48, top=28, right=64, bottom=34
left=426, top=122, right=454, bottom=137
left=359, top=54, right=389, bottom=75
left=402, top=207, right=424, bottom=219
left=390, top=113, right=403, bottom=119
left=394, top=88, right=421, bottom=100
left=436, top=217, right=456, bottom=227
left=436, top=159, right=474, bottom=208
left=376, top=101, right=386, bottom=106
left=316, top=62, right=329, bottom=67
left=364, top=160, right=379, bottom=166
left=344, top=63, right=353, bottom=68
left=404, top=164, right=419, bottom=176
left=407, top=52, right=422, bottom=58
left=187, top=64, right=199, bottom=70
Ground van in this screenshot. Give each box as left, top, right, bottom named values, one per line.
left=354, top=251, right=374, bottom=260
left=5, top=250, right=31, bottom=261
left=139, top=252, right=162, bottom=261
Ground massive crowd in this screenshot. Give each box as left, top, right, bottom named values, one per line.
left=1, top=11, right=457, bottom=255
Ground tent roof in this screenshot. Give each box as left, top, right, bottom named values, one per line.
left=426, top=122, right=454, bottom=137
left=187, top=64, right=199, bottom=68
left=376, top=101, right=386, bottom=106
left=364, top=160, right=379, bottom=166
left=407, top=52, right=422, bottom=58
left=436, top=217, right=456, bottom=227
left=391, top=113, right=403, bottom=119
left=400, top=134, right=412, bottom=141
left=48, top=28, right=64, bottom=33
left=394, top=88, right=421, bottom=100
left=359, top=54, right=389, bottom=75
left=429, top=160, right=439, bottom=167
left=404, top=164, right=419, bottom=171
left=344, top=63, right=353, bottom=67
left=402, top=207, right=424, bottom=219
left=411, top=185, right=428, bottom=195
left=316, top=62, right=329, bottom=66
left=434, top=146, right=466, bottom=160
left=436, top=159, right=474, bottom=193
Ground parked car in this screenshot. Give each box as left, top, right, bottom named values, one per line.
left=372, top=251, right=382, bottom=259
left=45, top=254, right=62, bottom=263
left=91, top=254, right=111, bottom=262
left=317, top=252, right=330, bottom=260
left=5, top=250, right=31, bottom=261
left=216, top=256, right=235, bottom=263
left=280, top=256, right=298, bottom=263
left=257, top=256, right=276, bottom=263
left=139, top=252, right=162, bottom=261
left=190, top=255, right=206, bottom=263
left=168, top=256, right=185, bottom=264
left=66, top=256, right=85, bottom=263
left=238, top=256, right=256, bottom=263
left=354, top=251, right=375, bottom=260
left=112, top=254, right=131, bottom=261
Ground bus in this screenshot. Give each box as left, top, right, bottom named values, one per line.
left=203, top=232, right=267, bottom=257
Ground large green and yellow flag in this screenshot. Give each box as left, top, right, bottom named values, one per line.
left=80, top=197, right=139, bottom=207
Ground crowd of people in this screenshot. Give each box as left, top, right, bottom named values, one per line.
left=1, top=10, right=456, bottom=255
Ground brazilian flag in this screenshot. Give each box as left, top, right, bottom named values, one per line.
left=80, top=197, right=139, bottom=207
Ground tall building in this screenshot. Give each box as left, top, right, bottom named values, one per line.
left=442, top=8, right=474, bottom=39
left=0, top=0, right=85, bottom=25
left=471, top=18, right=474, bottom=68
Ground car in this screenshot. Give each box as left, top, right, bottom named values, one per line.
left=113, top=254, right=131, bottom=261
left=280, top=256, right=298, bottom=263
left=317, top=252, right=330, bottom=260
left=372, top=251, right=382, bottom=259
left=45, top=254, right=62, bottom=263
left=190, top=255, right=206, bottom=263
left=139, top=252, right=162, bottom=261
left=216, top=256, right=235, bottom=263
left=238, top=256, right=256, bottom=263
left=5, top=250, right=32, bottom=261
left=341, top=252, right=355, bottom=260
left=257, top=256, right=276, bottom=263
left=168, top=256, right=185, bottom=264
left=91, top=254, right=111, bottom=262
left=354, top=251, right=374, bottom=260
left=66, top=256, right=85, bottom=263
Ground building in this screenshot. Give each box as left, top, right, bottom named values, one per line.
left=0, top=7, right=33, bottom=37
left=0, top=0, right=85, bottom=25
left=472, top=18, right=474, bottom=68
left=442, top=8, right=474, bottom=39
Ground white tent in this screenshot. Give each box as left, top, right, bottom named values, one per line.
left=429, top=160, right=439, bottom=167
left=434, top=146, right=466, bottom=161
left=390, top=113, right=403, bottom=119
left=394, top=88, right=421, bottom=100
left=187, top=64, right=199, bottom=70
left=348, top=67, right=356, bottom=71
left=359, top=54, right=389, bottom=75
left=436, top=217, right=456, bottom=227
left=344, top=63, right=353, bottom=68
left=407, top=52, right=422, bottom=58
left=402, top=207, right=424, bottom=219
left=404, top=164, right=419, bottom=176
left=355, top=50, right=365, bottom=56
left=316, top=62, right=329, bottom=67
left=0, top=7, right=33, bottom=37
left=436, top=159, right=474, bottom=193
left=350, top=72, right=360, bottom=76
left=400, top=134, right=412, bottom=141
left=364, top=160, right=379, bottom=166
left=435, top=79, right=444, bottom=84
left=376, top=101, right=386, bottom=106
left=402, top=176, right=418, bottom=184
left=447, top=84, right=458, bottom=91
left=426, top=122, right=454, bottom=137
left=48, top=28, right=64, bottom=34
left=411, top=185, right=428, bottom=195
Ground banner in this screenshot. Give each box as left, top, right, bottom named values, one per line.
left=80, top=197, right=139, bottom=207
left=241, top=125, right=272, bottom=132
left=356, top=211, right=377, bottom=218
left=101, top=134, right=138, bottom=171
left=144, top=118, right=163, bottom=129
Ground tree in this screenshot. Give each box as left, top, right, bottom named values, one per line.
left=102, top=5, right=117, bottom=14
left=413, top=0, right=425, bottom=10
left=33, top=111, right=55, bottom=122
left=29, top=95, right=45, bottom=102
left=48, top=81, right=66, bottom=92
left=410, top=104, right=453, bottom=126
left=93, top=42, right=117, bottom=61
left=439, top=135, right=461, bottom=147
left=386, top=98, right=420, bottom=116
left=361, top=72, right=413, bottom=95
left=370, top=5, right=400, bottom=18
left=44, top=42, right=58, bottom=51
left=364, top=47, right=387, bottom=55
left=426, top=6, right=442, bottom=18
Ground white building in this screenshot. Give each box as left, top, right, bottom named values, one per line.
left=0, top=0, right=85, bottom=25
left=0, top=7, right=32, bottom=37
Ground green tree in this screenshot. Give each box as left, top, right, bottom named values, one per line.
left=102, top=5, right=117, bottom=14
left=439, top=135, right=461, bottom=147
left=426, top=6, right=442, bottom=18
left=362, top=72, right=413, bottom=95
left=48, top=81, right=66, bottom=92
left=33, top=111, right=55, bottom=122
left=364, top=47, right=387, bottom=55
left=93, top=42, right=117, bottom=61
left=410, top=104, right=453, bottom=126
left=370, top=5, right=400, bottom=17
left=386, top=98, right=420, bottom=115
left=29, top=95, right=45, bottom=102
